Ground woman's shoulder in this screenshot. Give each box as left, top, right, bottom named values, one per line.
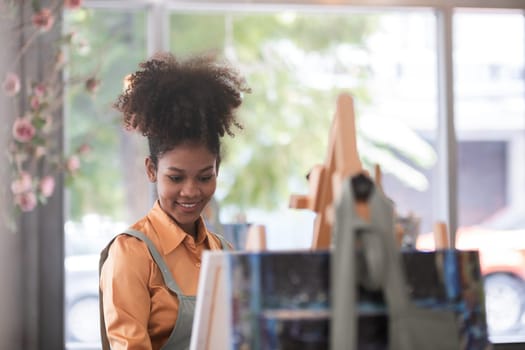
left=107, top=220, right=153, bottom=257
left=105, top=234, right=149, bottom=263
left=101, top=234, right=155, bottom=279
left=110, top=214, right=166, bottom=255
left=111, top=215, right=153, bottom=244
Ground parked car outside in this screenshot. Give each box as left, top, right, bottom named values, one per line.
left=64, top=215, right=125, bottom=350
left=65, top=254, right=101, bottom=349
left=417, top=226, right=525, bottom=344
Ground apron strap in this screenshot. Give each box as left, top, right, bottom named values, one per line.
left=215, top=232, right=232, bottom=251
left=121, top=228, right=182, bottom=294
left=99, top=242, right=113, bottom=350
left=98, top=228, right=183, bottom=350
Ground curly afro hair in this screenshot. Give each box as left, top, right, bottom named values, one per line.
left=114, top=52, right=250, bottom=167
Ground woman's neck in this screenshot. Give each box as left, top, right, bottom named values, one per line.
left=181, top=220, right=198, bottom=240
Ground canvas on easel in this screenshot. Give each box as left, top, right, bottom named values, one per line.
left=191, top=225, right=269, bottom=350
left=190, top=251, right=231, bottom=350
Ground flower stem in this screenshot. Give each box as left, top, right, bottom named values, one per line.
left=9, top=30, right=40, bottom=71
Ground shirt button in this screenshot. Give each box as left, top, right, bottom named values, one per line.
left=196, top=262, right=201, bottom=268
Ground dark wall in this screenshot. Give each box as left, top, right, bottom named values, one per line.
left=0, top=6, right=23, bottom=349
left=0, top=2, right=64, bottom=349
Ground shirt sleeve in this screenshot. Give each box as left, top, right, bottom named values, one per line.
left=100, top=235, right=153, bottom=350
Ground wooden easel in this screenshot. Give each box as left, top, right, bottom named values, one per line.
left=244, top=224, right=267, bottom=251
left=433, top=221, right=451, bottom=249
left=289, top=93, right=365, bottom=249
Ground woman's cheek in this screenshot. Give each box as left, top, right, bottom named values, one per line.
left=157, top=179, right=177, bottom=198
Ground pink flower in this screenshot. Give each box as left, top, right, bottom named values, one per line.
left=11, top=172, right=33, bottom=195
left=30, top=95, right=40, bottom=110
left=33, top=83, right=47, bottom=98
left=77, top=143, right=91, bottom=155
left=64, top=0, right=83, bottom=10
left=12, top=117, right=36, bottom=143
left=3, top=72, right=21, bottom=97
left=39, top=176, right=55, bottom=197
left=66, top=155, right=80, bottom=172
left=15, top=192, right=38, bottom=212
left=32, top=8, right=55, bottom=32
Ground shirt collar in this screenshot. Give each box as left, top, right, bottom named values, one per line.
left=147, top=200, right=211, bottom=255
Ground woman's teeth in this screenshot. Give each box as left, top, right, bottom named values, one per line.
left=180, top=203, right=197, bottom=208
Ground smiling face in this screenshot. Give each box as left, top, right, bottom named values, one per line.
left=146, top=141, right=218, bottom=237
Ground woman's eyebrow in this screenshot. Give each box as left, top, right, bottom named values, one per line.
left=198, top=165, right=215, bottom=172
left=167, top=165, right=215, bottom=172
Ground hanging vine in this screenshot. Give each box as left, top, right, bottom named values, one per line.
left=2, top=0, right=96, bottom=215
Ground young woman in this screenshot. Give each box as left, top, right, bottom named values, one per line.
left=99, top=52, right=250, bottom=350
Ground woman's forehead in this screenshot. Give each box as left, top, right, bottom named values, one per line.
left=159, top=143, right=217, bottom=170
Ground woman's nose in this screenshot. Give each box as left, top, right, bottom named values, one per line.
left=180, top=180, right=199, bottom=197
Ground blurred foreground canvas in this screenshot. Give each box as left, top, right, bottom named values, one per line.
left=191, top=249, right=489, bottom=350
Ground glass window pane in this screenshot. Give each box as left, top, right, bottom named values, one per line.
left=454, top=10, right=525, bottom=343
left=170, top=10, right=438, bottom=248
left=63, top=9, right=147, bottom=349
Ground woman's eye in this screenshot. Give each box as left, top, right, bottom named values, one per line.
left=169, top=176, right=183, bottom=182
left=199, top=175, right=213, bottom=182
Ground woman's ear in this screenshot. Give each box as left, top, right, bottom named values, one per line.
left=145, top=157, right=157, bottom=182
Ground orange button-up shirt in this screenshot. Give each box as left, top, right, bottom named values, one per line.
left=100, top=201, right=223, bottom=350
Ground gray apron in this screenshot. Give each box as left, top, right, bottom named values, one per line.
left=99, top=228, right=230, bottom=350
left=331, top=176, right=460, bottom=350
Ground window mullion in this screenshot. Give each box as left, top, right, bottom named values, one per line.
left=435, top=6, right=458, bottom=247
left=147, top=2, right=170, bottom=56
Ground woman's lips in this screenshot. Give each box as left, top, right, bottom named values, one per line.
left=177, top=202, right=200, bottom=213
